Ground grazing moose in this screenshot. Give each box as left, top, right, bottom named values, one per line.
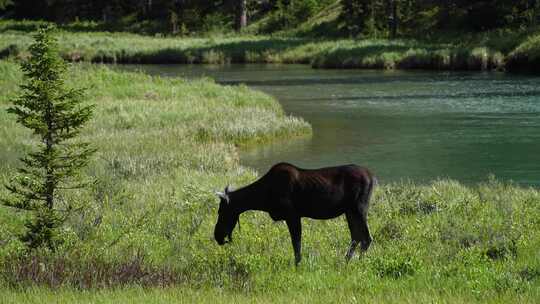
left=213, top=162, right=376, bottom=265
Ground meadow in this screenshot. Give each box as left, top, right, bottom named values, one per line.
left=1, top=20, right=540, bottom=71
left=0, top=58, right=539, bottom=302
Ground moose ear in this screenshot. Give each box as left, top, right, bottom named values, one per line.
left=225, top=185, right=233, bottom=194
left=216, top=191, right=229, bottom=203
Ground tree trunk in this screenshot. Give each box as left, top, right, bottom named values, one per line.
left=388, top=0, right=398, bottom=38
left=236, top=0, right=247, bottom=31
left=45, top=104, right=54, bottom=210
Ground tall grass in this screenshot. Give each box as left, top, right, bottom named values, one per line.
left=2, top=284, right=538, bottom=304
left=0, top=59, right=539, bottom=301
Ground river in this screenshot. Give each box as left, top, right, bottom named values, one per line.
left=114, top=64, right=540, bottom=186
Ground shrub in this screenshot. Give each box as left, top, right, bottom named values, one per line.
left=372, top=255, right=419, bottom=279
left=2, top=25, right=95, bottom=249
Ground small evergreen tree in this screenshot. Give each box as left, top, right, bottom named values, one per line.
left=2, top=25, right=95, bottom=249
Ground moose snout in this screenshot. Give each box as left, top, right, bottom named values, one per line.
left=215, top=237, right=231, bottom=246
left=214, top=232, right=226, bottom=245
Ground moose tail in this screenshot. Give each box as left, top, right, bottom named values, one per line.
left=357, top=174, right=377, bottom=212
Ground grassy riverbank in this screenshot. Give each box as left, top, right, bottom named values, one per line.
left=1, top=20, right=540, bottom=71
left=0, top=59, right=539, bottom=301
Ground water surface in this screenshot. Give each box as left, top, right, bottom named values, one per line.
left=115, top=64, right=540, bottom=186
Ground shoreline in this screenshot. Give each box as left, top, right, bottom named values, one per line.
left=1, top=28, right=539, bottom=73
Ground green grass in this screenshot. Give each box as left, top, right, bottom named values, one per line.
left=0, top=59, right=312, bottom=284
left=2, top=20, right=540, bottom=71
left=310, top=39, right=505, bottom=70
left=2, top=285, right=538, bottom=304
left=0, top=58, right=539, bottom=302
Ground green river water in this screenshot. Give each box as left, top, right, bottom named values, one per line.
left=116, top=64, right=540, bottom=186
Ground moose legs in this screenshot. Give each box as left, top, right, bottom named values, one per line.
left=345, top=209, right=372, bottom=262
left=286, top=217, right=302, bottom=266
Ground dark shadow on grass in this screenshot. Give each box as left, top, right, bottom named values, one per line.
left=506, top=53, right=540, bottom=73
left=0, top=44, right=20, bottom=59
left=294, top=19, right=346, bottom=38
left=313, top=42, right=504, bottom=70
left=182, top=37, right=315, bottom=61
left=119, top=37, right=318, bottom=64
left=0, top=21, right=48, bottom=32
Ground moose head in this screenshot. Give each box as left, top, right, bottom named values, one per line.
left=213, top=185, right=239, bottom=245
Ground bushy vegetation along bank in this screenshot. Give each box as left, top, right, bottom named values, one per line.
left=0, top=61, right=539, bottom=300
left=1, top=20, right=540, bottom=71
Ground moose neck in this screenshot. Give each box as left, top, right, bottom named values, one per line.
left=228, top=180, right=268, bottom=215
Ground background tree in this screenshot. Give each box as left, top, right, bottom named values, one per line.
left=2, top=0, right=539, bottom=34
left=236, top=0, right=248, bottom=31
left=2, top=25, right=95, bottom=249
left=387, top=0, right=397, bottom=38
left=340, top=0, right=540, bottom=37
left=341, top=0, right=382, bottom=37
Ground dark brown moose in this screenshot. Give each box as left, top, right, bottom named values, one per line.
left=213, top=162, right=376, bottom=265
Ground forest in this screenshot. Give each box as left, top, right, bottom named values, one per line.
left=2, top=1, right=540, bottom=71
left=2, top=0, right=539, bottom=36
